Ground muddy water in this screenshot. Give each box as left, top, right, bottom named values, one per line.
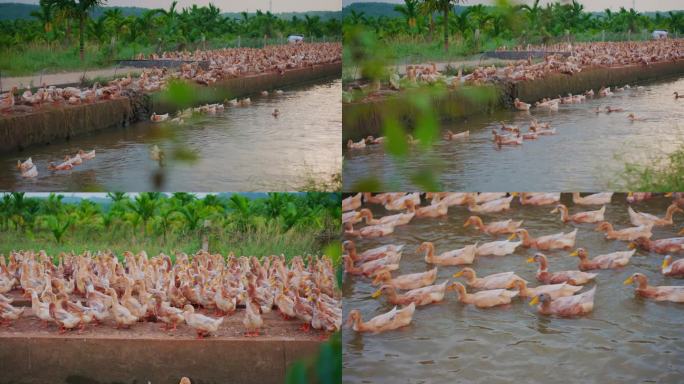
left=343, top=194, right=684, bottom=384
left=0, top=79, right=341, bottom=192
left=343, top=76, right=684, bottom=191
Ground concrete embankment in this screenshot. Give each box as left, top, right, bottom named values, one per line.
left=0, top=62, right=341, bottom=152
left=343, top=60, right=684, bottom=141
left=0, top=334, right=320, bottom=384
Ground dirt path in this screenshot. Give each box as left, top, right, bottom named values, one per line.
left=0, top=66, right=140, bottom=90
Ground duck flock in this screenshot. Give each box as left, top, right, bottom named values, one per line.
left=0, top=250, right=341, bottom=338
left=0, top=43, right=341, bottom=114
left=342, top=192, right=684, bottom=333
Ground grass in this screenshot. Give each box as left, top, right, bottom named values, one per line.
left=617, top=147, right=684, bottom=192
left=0, top=220, right=329, bottom=262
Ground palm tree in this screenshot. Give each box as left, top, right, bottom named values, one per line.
left=303, top=15, right=322, bottom=39
left=394, top=0, right=420, bottom=32
left=435, top=0, right=460, bottom=51
left=127, top=192, right=159, bottom=236
left=30, top=0, right=55, bottom=34
left=520, top=0, right=541, bottom=31
left=419, top=0, right=438, bottom=41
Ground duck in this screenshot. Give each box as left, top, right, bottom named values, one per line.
left=21, top=165, right=38, bottom=178
left=476, top=239, right=522, bottom=256
left=451, top=282, right=518, bottom=308
left=512, top=228, right=577, bottom=250
left=272, top=108, right=279, bottom=117
left=226, top=98, right=239, bottom=107
left=360, top=207, right=414, bottom=226
left=410, top=200, right=448, bottom=218
left=569, top=248, right=635, bottom=270
left=595, top=221, right=652, bottom=241
left=239, top=98, right=251, bottom=106
left=371, top=280, right=452, bottom=306
left=16, top=157, right=33, bottom=172
left=492, top=130, right=523, bottom=146
left=343, top=255, right=400, bottom=277
left=343, top=240, right=404, bottom=263
left=551, top=204, right=605, bottom=223
left=629, top=236, right=684, bottom=254
left=453, top=268, right=526, bottom=289
left=48, top=301, right=81, bottom=333
left=514, top=98, right=531, bottom=111
left=628, top=113, right=645, bottom=121
left=572, top=192, right=613, bottom=205
left=214, top=286, right=237, bottom=316
left=628, top=203, right=682, bottom=227
left=342, top=193, right=362, bottom=212
left=519, top=193, right=560, bottom=206
left=674, top=92, right=684, bottom=99
left=529, top=286, right=596, bottom=316
left=65, top=153, right=82, bottom=166
left=274, top=286, right=296, bottom=319
left=344, top=222, right=395, bottom=238
left=153, top=296, right=184, bottom=331
left=662, top=255, right=684, bottom=277
left=26, top=288, right=52, bottom=326
left=463, top=216, right=523, bottom=236
left=242, top=281, right=263, bottom=337
left=371, top=268, right=438, bottom=290
left=150, top=113, right=169, bottom=122
left=47, top=160, right=73, bottom=171
left=510, top=280, right=582, bottom=299
left=527, top=253, right=597, bottom=285
left=624, top=273, right=684, bottom=302
left=419, top=242, right=477, bottom=266
left=346, top=302, right=415, bottom=333
left=107, top=288, right=139, bottom=328
left=183, top=304, right=224, bottom=338
left=0, top=86, right=17, bottom=110
left=443, top=130, right=469, bottom=140
left=467, top=195, right=514, bottom=213
left=365, top=135, right=386, bottom=145
left=384, top=193, right=421, bottom=211
left=342, top=210, right=363, bottom=225
left=0, top=301, right=24, bottom=326
left=122, top=280, right=148, bottom=319
left=275, top=90, right=284, bottom=95
left=430, top=192, right=472, bottom=206
left=347, top=139, right=366, bottom=150
left=261, top=90, right=269, bottom=96
left=474, top=193, right=508, bottom=203
left=78, top=149, right=96, bottom=160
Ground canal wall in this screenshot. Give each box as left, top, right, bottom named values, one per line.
left=343, top=60, right=684, bottom=141
left=0, top=334, right=320, bottom=384
left=0, top=62, right=341, bottom=152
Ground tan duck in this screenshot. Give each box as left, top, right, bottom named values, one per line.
left=450, top=282, right=518, bottom=308
left=629, top=236, right=684, bottom=254
left=511, top=228, right=577, bottom=250
left=344, top=240, right=404, bottom=263
left=476, top=239, right=522, bottom=256
left=154, top=295, right=185, bottom=331
left=624, top=273, right=684, bottom=303
left=0, top=301, right=24, bottom=326
left=360, top=207, right=414, bottom=226
left=346, top=302, right=416, bottom=333
left=529, top=286, right=596, bottom=316
left=428, top=192, right=471, bottom=206
left=662, top=255, right=684, bottom=277
left=342, top=210, right=363, bottom=225
left=26, top=288, right=52, bottom=326
left=343, top=255, right=399, bottom=277
left=474, top=193, right=508, bottom=203
left=467, top=195, right=514, bottom=213
left=47, top=301, right=80, bottom=333
left=107, top=288, right=139, bottom=328
left=384, top=193, right=421, bottom=211
left=628, top=203, right=682, bottom=227
left=371, top=268, right=438, bottom=290
left=453, top=268, right=526, bottom=289
left=184, top=305, right=225, bottom=338
left=551, top=204, right=605, bottom=223
left=519, top=193, right=560, bottom=206
left=344, top=222, right=395, bottom=238
left=242, top=281, right=263, bottom=336
left=419, top=242, right=477, bottom=266
left=595, top=221, right=653, bottom=241
left=409, top=200, right=448, bottom=218
left=569, top=248, right=635, bottom=270
left=527, top=253, right=597, bottom=285
left=371, top=280, right=452, bottom=306
left=342, top=193, right=362, bottom=212
left=572, top=192, right=613, bottom=205
left=463, top=216, right=523, bottom=236
left=510, top=280, right=582, bottom=299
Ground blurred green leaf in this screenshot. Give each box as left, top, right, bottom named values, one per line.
left=383, top=116, right=408, bottom=157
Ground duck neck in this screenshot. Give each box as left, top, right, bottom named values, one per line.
left=664, top=205, right=679, bottom=221
left=422, top=244, right=435, bottom=261
left=454, top=284, right=469, bottom=303
left=557, top=205, right=569, bottom=222
left=572, top=192, right=581, bottom=203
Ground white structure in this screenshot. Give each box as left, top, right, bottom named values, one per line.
left=652, top=30, right=668, bottom=39
left=288, top=35, right=304, bottom=44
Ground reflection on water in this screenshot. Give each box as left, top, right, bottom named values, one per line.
left=343, top=77, right=684, bottom=191
left=0, top=79, right=341, bottom=192
left=343, top=194, right=684, bottom=384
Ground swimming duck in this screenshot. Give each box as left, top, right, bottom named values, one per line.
left=410, top=200, right=448, bottom=218
left=360, top=207, right=414, bottom=226
left=510, top=280, right=582, bottom=299
left=347, top=139, right=366, bottom=150
left=514, top=98, right=531, bottom=111
left=16, top=157, right=33, bottom=172
left=476, top=239, right=522, bottom=256
left=429, top=192, right=471, bottom=206
left=21, top=165, right=38, bottom=178
left=183, top=304, right=225, bottom=338
left=371, top=280, right=452, bottom=306
left=529, top=286, right=596, bottom=316
left=346, top=303, right=416, bottom=333
left=453, top=268, right=526, bottom=290
left=344, top=222, right=395, bottom=238
left=512, top=228, right=577, bottom=250
left=551, top=204, right=605, bottom=223
left=47, top=160, right=73, bottom=171
left=572, top=192, right=613, bottom=205
left=628, top=203, right=682, bottom=227
left=419, top=242, right=477, bottom=266
left=342, top=193, right=362, bottom=212
left=595, top=221, right=652, bottom=241
left=343, top=240, right=403, bottom=263
left=451, top=282, right=519, bottom=308
left=365, top=136, right=386, bottom=145
left=371, top=268, right=438, bottom=290
left=239, top=98, right=251, bottom=106
left=78, top=149, right=96, bottom=160
left=474, top=193, right=508, bottom=203
left=343, top=254, right=400, bottom=277
left=520, top=193, right=560, bottom=206
left=272, top=108, right=279, bottom=117
left=463, top=216, right=523, bottom=236
left=570, top=248, right=635, bottom=270
left=624, top=273, right=684, bottom=302
left=662, top=255, right=684, bottom=277
left=150, top=113, right=169, bottom=122
left=467, top=195, right=514, bottom=213
left=673, top=92, right=683, bottom=99
left=527, top=253, right=597, bottom=285
left=443, top=130, right=469, bottom=140
left=629, top=236, right=684, bottom=254
left=384, top=193, right=421, bottom=211
left=342, top=210, right=363, bottom=225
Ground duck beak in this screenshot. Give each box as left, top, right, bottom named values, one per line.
left=623, top=276, right=634, bottom=285
left=662, top=258, right=670, bottom=269
left=569, top=250, right=579, bottom=257
left=453, top=271, right=464, bottom=278
left=511, top=192, right=519, bottom=197
left=507, top=233, right=517, bottom=241
left=463, top=220, right=470, bottom=228
left=665, top=192, right=673, bottom=197
left=371, top=289, right=382, bottom=299
left=678, top=228, right=684, bottom=236
left=628, top=242, right=637, bottom=249
left=526, top=257, right=534, bottom=263
left=550, top=208, right=558, bottom=214
left=529, top=296, right=539, bottom=306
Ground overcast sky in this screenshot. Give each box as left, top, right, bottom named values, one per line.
left=1, top=0, right=341, bottom=12
left=344, top=0, right=682, bottom=12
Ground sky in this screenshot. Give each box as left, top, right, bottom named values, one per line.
left=343, top=0, right=682, bottom=12
left=0, top=0, right=341, bottom=12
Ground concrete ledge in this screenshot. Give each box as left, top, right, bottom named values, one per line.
left=0, top=335, right=320, bottom=384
